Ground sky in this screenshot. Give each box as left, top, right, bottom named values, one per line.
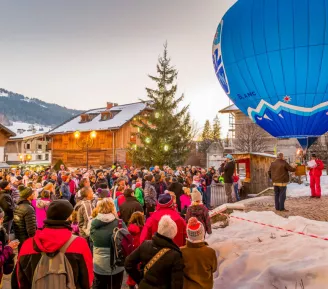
left=0, top=0, right=236, bottom=136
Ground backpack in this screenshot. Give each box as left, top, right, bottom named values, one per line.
left=82, top=201, right=92, bottom=237
left=32, top=235, right=77, bottom=289
left=110, top=219, right=134, bottom=268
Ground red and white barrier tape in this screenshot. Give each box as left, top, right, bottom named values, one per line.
left=210, top=211, right=328, bottom=242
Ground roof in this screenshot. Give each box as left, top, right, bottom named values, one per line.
left=232, top=152, right=276, bottom=158
left=219, top=103, right=240, bottom=113
left=0, top=124, right=15, bottom=137
left=0, top=162, right=11, bottom=169
left=48, top=102, right=147, bottom=135
left=5, top=122, right=51, bottom=140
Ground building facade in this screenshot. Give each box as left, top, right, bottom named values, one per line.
left=0, top=124, right=15, bottom=169
left=48, top=102, right=149, bottom=168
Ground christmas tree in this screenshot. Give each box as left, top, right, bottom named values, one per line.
left=128, top=44, right=192, bottom=167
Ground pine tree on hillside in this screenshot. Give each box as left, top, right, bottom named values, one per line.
left=212, top=115, right=221, bottom=142
left=128, top=44, right=192, bottom=167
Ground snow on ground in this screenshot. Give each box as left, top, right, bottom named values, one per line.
left=287, top=174, right=328, bottom=197
left=208, top=211, right=328, bottom=289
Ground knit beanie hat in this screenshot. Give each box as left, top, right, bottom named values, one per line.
left=187, top=217, right=205, bottom=243
left=191, top=189, right=202, bottom=202
left=0, top=181, right=9, bottom=190
left=158, top=215, right=177, bottom=240
left=136, top=182, right=141, bottom=188
left=158, top=193, right=174, bottom=208
left=18, top=185, right=34, bottom=199
left=44, top=200, right=73, bottom=226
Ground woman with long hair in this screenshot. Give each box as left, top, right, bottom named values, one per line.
left=90, top=198, right=125, bottom=289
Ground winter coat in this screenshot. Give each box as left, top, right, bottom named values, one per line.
left=169, top=182, right=184, bottom=212
left=180, top=241, right=217, bottom=289
left=10, top=185, right=20, bottom=204
left=60, top=181, right=71, bottom=200
left=13, top=199, right=36, bottom=245
left=69, top=179, right=77, bottom=195
left=77, top=200, right=94, bottom=239
left=180, top=194, right=191, bottom=212
left=12, top=227, right=93, bottom=289
left=154, top=182, right=167, bottom=199
left=32, top=198, right=51, bottom=229
left=186, top=204, right=212, bottom=235
left=140, top=207, right=187, bottom=247
left=125, top=233, right=184, bottom=289
left=268, top=159, right=296, bottom=184
left=0, top=190, right=14, bottom=228
left=0, top=241, right=14, bottom=283
left=309, top=159, right=324, bottom=177
left=135, top=187, right=144, bottom=206
left=223, top=161, right=235, bottom=183
left=144, top=181, right=157, bottom=207
left=127, top=223, right=143, bottom=287
left=119, top=196, right=143, bottom=224
left=90, top=213, right=126, bottom=275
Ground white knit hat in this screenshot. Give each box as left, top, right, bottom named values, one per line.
left=187, top=217, right=205, bottom=243
left=191, top=189, right=202, bottom=202
left=158, top=215, right=177, bottom=240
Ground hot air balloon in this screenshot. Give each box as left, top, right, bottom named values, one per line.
left=213, top=0, right=328, bottom=149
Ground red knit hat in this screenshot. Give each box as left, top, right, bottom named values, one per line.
left=187, top=217, right=205, bottom=242
left=136, top=182, right=141, bottom=188
left=158, top=193, right=174, bottom=208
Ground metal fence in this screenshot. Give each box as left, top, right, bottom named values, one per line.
left=206, top=183, right=228, bottom=209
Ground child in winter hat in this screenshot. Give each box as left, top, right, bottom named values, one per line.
left=157, top=215, right=177, bottom=240
left=186, top=217, right=205, bottom=243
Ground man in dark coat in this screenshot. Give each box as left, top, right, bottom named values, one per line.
left=119, top=188, right=143, bottom=224
left=0, top=181, right=15, bottom=233
left=223, top=155, right=235, bottom=203
left=268, top=152, right=296, bottom=211
left=125, top=215, right=184, bottom=289
left=13, top=185, right=36, bottom=251
left=168, top=178, right=184, bottom=212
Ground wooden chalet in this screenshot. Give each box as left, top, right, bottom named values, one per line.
left=48, top=102, right=150, bottom=168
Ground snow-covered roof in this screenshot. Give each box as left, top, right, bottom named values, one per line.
left=48, top=102, right=147, bottom=134
left=219, top=103, right=239, bottom=113
left=6, top=122, right=52, bottom=140
left=233, top=152, right=276, bottom=158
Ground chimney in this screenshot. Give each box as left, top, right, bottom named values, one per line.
left=107, top=102, right=113, bottom=110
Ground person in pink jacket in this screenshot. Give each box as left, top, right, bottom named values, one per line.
left=308, top=153, right=324, bottom=198
left=32, top=190, right=52, bottom=229
left=180, top=187, right=191, bottom=213
left=140, top=193, right=187, bottom=247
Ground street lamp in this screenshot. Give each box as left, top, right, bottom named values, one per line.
left=74, top=130, right=97, bottom=169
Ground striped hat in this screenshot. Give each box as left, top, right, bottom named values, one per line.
left=187, top=217, right=205, bottom=243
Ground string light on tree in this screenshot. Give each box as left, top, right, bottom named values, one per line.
left=145, top=137, right=151, bottom=144
left=133, top=144, right=137, bottom=150
left=164, top=144, right=169, bottom=152
left=155, top=112, right=160, bottom=119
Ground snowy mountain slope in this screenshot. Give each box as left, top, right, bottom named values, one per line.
left=0, top=88, right=82, bottom=126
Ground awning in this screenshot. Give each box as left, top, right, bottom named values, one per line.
left=0, top=163, right=11, bottom=169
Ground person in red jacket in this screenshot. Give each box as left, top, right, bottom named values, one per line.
left=126, top=211, right=144, bottom=289
left=140, top=193, right=187, bottom=247
left=12, top=200, right=94, bottom=289
left=308, top=153, right=324, bottom=198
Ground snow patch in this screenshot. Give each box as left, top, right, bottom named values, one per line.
left=287, top=173, right=328, bottom=197
left=208, top=211, right=328, bottom=289
left=5, top=122, right=52, bottom=139
left=0, top=92, right=8, bottom=97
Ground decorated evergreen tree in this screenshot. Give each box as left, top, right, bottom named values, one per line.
left=212, top=115, right=221, bottom=142
left=128, top=44, right=192, bottom=167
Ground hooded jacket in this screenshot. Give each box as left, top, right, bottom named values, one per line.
left=144, top=181, right=157, bottom=207
left=11, top=228, right=93, bottom=289
left=140, top=206, right=186, bottom=247
left=90, top=213, right=126, bottom=276
left=185, top=204, right=212, bottom=235
left=13, top=199, right=36, bottom=245
left=125, top=233, right=184, bottom=289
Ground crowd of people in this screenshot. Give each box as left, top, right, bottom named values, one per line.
left=0, top=162, right=226, bottom=289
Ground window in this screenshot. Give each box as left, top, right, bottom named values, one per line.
left=37, top=155, right=42, bottom=160
left=26, top=144, right=31, bottom=150
left=38, top=144, right=42, bottom=150
left=45, top=154, right=49, bottom=161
